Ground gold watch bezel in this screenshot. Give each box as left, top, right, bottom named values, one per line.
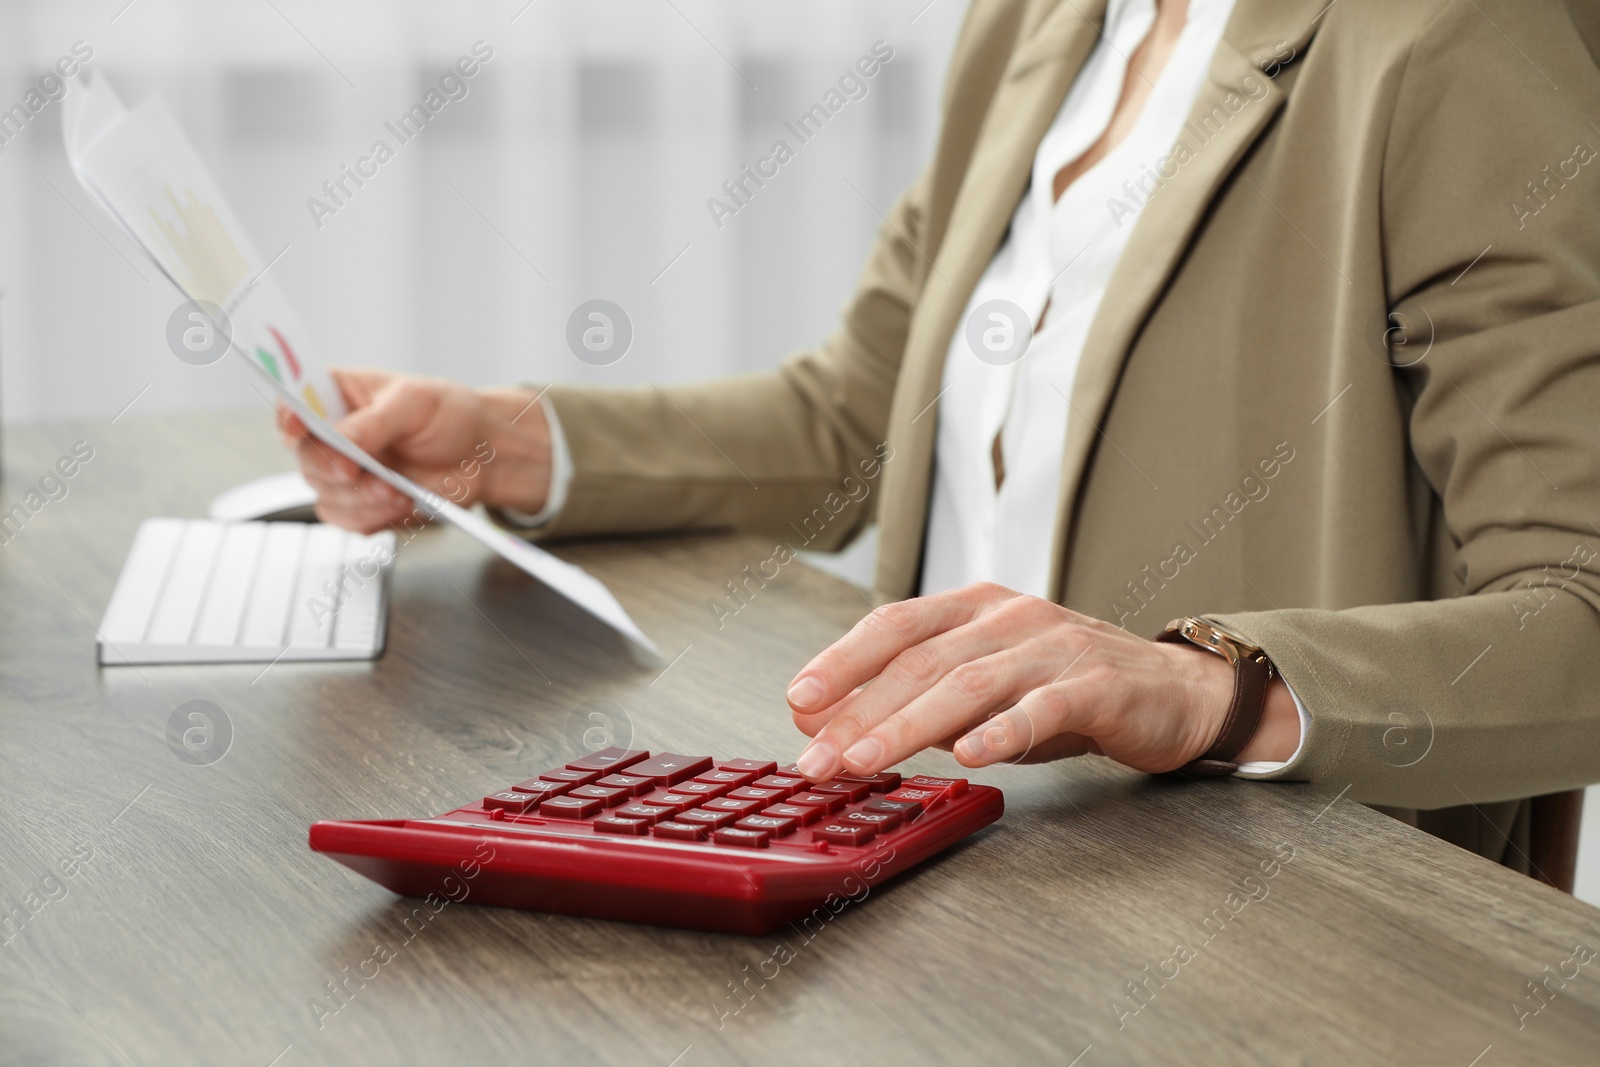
left=1161, top=617, right=1269, bottom=670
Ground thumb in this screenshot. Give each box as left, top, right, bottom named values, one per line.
left=336, top=379, right=435, bottom=458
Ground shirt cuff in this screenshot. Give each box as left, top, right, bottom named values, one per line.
left=1233, top=680, right=1311, bottom=777
left=495, top=393, right=573, bottom=529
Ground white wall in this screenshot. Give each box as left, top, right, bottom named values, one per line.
left=0, top=0, right=963, bottom=421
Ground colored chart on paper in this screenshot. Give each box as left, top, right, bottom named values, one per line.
left=146, top=184, right=250, bottom=305
left=253, top=325, right=329, bottom=417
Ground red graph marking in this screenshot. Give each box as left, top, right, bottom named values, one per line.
left=268, top=325, right=302, bottom=381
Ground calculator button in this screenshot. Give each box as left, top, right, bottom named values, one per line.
left=719, top=759, right=779, bottom=777
left=736, top=814, right=797, bottom=837
left=865, top=798, right=923, bottom=822
left=695, top=769, right=757, bottom=787
left=627, top=754, right=714, bottom=785
left=483, top=791, right=538, bottom=813
left=701, top=797, right=761, bottom=815
left=653, top=821, right=709, bottom=842
left=640, top=792, right=699, bottom=814
left=596, top=774, right=653, bottom=797
left=835, top=771, right=902, bottom=792
left=903, top=775, right=968, bottom=797
left=777, top=764, right=805, bottom=777
left=669, top=780, right=731, bottom=799
left=540, top=768, right=602, bottom=785
left=752, top=775, right=806, bottom=796
left=713, top=828, right=771, bottom=849
left=566, top=748, right=649, bottom=772
left=678, top=808, right=739, bottom=829
left=593, top=815, right=649, bottom=835
left=508, top=780, right=572, bottom=799
left=540, top=795, right=605, bottom=819
left=885, top=787, right=942, bottom=807
left=614, top=803, right=672, bottom=825
left=843, top=809, right=901, bottom=831
left=788, top=792, right=845, bottom=813
left=812, top=780, right=871, bottom=802
left=567, top=785, right=628, bottom=807
left=764, top=803, right=822, bottom=825
left=726, top=787, right=786, bottom=804
left=813, top=822, right=876, bottom=846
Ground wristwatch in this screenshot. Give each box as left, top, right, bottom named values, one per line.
left=1155, top=617, right=1275, bottom=777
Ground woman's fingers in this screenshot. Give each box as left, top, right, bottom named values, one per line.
left=787, top=585, right=1010, bottom=715
left=337, top=377, right=438, bottom=458
left=328, top=367, right=394, bottom=411
left=823, top=646, right=1054, bottom=777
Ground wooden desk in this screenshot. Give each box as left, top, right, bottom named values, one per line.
left=3, top=412, right=1598, bottom=1066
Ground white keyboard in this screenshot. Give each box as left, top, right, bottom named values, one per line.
left=97, top=518, right=394, bottom=665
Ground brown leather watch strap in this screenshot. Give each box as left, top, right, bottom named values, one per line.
left=1155, top=630, right=1272, bottom=777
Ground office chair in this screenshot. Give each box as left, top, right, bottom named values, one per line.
left=1530, top=789, right=1585, bottom=894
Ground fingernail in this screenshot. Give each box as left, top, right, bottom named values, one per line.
left=787, top=674, right=826, bottom=710
left=955, top=732, right=988, bottom=763
left=841, top=736, right=884, bottom=772
left=796, top=739, right=837, bottom=781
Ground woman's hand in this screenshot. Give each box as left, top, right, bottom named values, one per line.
left=277, top=369, right=553, bottom=534
left=786, top=583, right=1299, bottom=781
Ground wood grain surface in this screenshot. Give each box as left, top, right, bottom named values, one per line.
left=2, top=412, right=1598, bottom=1066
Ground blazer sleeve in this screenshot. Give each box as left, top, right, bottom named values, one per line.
left=1213, top=0, right=1600, bottom=809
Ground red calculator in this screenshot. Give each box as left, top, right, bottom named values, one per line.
left=310, top=748, right=1003, bottom=935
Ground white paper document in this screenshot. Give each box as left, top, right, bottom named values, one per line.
left=63, top=74, right=660, bottom=661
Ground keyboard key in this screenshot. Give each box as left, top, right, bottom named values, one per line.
left=652, top=821, right=708, bottom=842
left=541, top=768, right=603, bottom=785
left=835, top=771, right=902, bottom=792
left=885, top=787, right=942, bottom=807
left=509, top=780, right=573, bottom=800
left=764, top=803, right=822, bottom=825
left=678, top=808, right=739, bottom=829
left=777, top=763, right=805, bottom=777
left=640, top=792, right=699, bottom=815
left=483, top=791, right=538, bottom=813
left=593, top=815, right=649, bottom=836
left=813, top=821, right=877, bottom=846
left=667, top=780, right=731, bottom=799
left=788, top=792, right=845, bottom=813
left=701, top=797, right=761, bottom=815
left=736, top=814, right=797, bottom=837
left=614, top=803, right=673, bottom=825
left=567, top=785, right=628, bottom=807
left=596, top=773, right=654, bottom=797
left=865, top=798, right=923, bottom=822
left=842, top=809, right=901, bottom=831
left=540, top=795, right=605, bottom=819
left=718, top=759, right=778, bottom=777
left=695, top=769, right=757, bottom=788
left=812, top=779, right=871, bottom=802
left=753, top=775, right=806, bottom=796
left=713, top=827, right=770, bottom=849
left=627, top=753, right=714, bottom=786
left=903, top=775, right=968, bottom=797
left=566, top=748, right=650, bottom=773
left=726, top=786, right=786, bottom=804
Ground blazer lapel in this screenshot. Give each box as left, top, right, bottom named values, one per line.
left=1045, top=0, right=1327, bottom=598
left=877, top=0, right=1109, bottom=599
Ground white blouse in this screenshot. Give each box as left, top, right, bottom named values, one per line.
left=921, top=0, right=1238, bottom=597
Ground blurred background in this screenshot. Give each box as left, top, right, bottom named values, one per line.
left=0, top=0, right=963, bottom=423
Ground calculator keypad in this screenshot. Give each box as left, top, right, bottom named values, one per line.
left=479, top=752, right=971, bottom=852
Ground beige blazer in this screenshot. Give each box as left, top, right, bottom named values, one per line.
left=533, top=0, right=1600, bottom=870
